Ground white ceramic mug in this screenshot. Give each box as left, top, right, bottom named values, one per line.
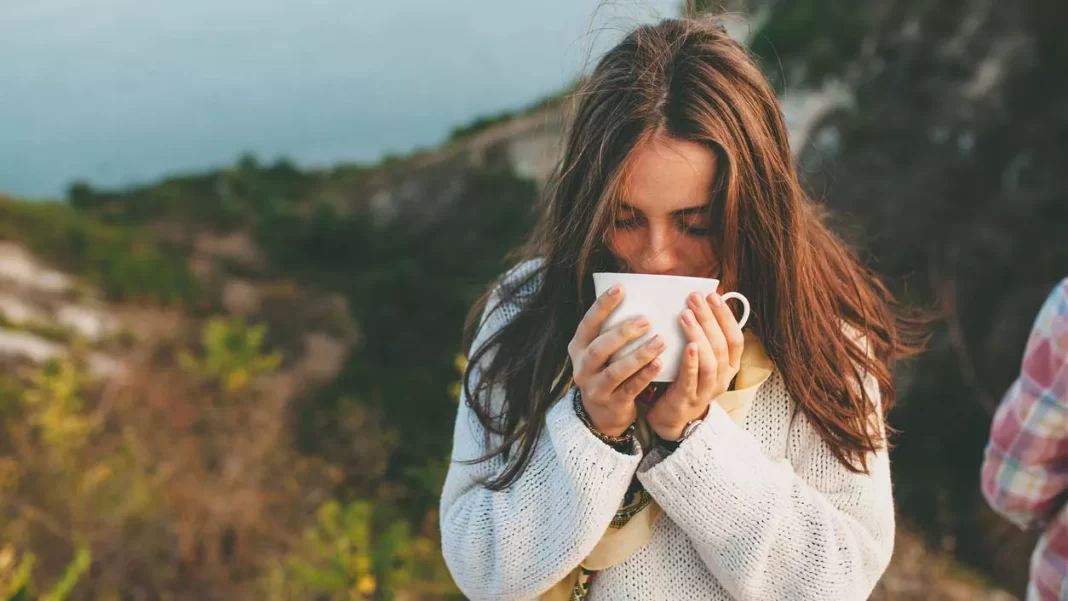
left=592, top=272, right=750, bottom=382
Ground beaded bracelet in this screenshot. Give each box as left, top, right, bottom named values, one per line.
left=572, top=388, right=636, bottom=451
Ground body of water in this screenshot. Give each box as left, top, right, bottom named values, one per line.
left=0, top=0, right=677, bottom=198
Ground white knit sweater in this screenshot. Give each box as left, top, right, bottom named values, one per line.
left=440, top=259, right=895, bottom=601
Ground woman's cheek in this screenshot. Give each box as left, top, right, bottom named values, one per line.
left=607, top=231, right=639, bottom=264
left=685, top=239, right=720, bottom=278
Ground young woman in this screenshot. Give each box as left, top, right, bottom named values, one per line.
left=439, top=15, right=924, bottom=601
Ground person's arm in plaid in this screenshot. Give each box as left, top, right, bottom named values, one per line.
left=981, top=278, right=1068, bottom=530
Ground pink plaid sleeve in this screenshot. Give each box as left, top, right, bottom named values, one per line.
left=981, top=278, right=1068, bottom=530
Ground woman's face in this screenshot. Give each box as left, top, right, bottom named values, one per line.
left=607, top=134, right=721, bottom=280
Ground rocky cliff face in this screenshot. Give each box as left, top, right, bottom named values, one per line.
left=0, top=241, right=123, bottom=377
left=0, top=234, right=355, bottom=387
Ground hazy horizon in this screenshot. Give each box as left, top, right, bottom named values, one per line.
left=0, top=0, right=677, bottom=199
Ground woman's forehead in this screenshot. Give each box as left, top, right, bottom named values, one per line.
left=619, top=135, right=716, bottom=215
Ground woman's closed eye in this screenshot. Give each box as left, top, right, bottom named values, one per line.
left=613, top=214, right=711, bottom=237
left=682, top=222, right=711, bottom=236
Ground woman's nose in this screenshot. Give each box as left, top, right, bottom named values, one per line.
left=641, top=227, right=680, bottom=275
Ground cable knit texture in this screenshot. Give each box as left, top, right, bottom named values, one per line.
left=440, top=258, right=895, bottom=601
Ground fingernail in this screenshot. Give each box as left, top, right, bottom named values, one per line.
left=646, top=335, right=664, bottom=350
left=681, top=310, right=695, bottom=325
left=608, top=284, right=621, bottom=296
left=688, top=343, right=698, bottom=356
left=708, top=293, right=722, bottom=307
left=634, top=316, right=649, bottom=327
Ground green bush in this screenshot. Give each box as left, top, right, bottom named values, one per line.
left=263, top=499, right=457, bottom=601
left=0, top=197, right=199, bottom=305
left=179, top=316, right=282, bottom=394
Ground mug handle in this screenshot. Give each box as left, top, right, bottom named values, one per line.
left=720, top=292, right=750, bottom=328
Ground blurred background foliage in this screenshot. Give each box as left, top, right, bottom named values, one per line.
left=1, top=0, right=1066, bottom=599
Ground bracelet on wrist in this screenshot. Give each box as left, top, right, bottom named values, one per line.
left=573, top=388, right=635, bottom=448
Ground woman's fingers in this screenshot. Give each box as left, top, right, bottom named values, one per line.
left=707, top=291, right=744, bottom=369
left=599, top=333, right=665, bottom=393
left=681, top=308, right=717, bottom=396
left=578, top=316, right=650, bottom=379
left=690, top=292, right=729, bottom=376
left=615, top=355, right=662, bottom=398
left=678, top=341, right=700, bottom=401
left=569, top=285, right=624, bottom=361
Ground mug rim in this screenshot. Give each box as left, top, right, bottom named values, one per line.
left=592, top=271, right=721, bottom=286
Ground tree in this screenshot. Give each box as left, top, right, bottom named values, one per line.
left=66, top=181, right=97, bottom=210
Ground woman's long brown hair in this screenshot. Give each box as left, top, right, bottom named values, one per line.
left=459, top=15, right=928, bottom=491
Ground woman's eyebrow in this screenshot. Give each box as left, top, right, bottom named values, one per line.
left=619, top=202, right=710, bottom=216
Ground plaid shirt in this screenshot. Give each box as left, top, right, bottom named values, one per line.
left=982, top=278, right=1068, bottom=601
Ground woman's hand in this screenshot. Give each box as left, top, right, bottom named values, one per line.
left=569, top=284, right=667, bottom=437
left=646, top=290, right=746, bottom=441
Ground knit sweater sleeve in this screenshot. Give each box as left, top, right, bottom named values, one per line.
left=439, top=260, right=641, bottom=601
left=635, top=371, right=895, bottom=601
